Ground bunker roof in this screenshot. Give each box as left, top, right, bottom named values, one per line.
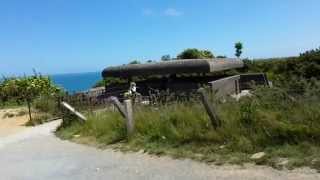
left=102, top=58, right=243, bottom=78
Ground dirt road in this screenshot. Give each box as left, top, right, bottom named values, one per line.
left=0, top=115, right=319, bottom=180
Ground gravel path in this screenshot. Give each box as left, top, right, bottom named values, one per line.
left=0, top=120, right=319, bottom=180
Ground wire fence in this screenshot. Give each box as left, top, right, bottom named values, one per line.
left=59, top=86, right=204, bottom=113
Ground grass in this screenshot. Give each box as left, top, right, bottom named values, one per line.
left=0, top=100, right=25, bottom=109
left=23, top=95, right=61, bottom=126
left=25, top=112, right=56, bottom=126
left=55, top=86, right=320, bottom=171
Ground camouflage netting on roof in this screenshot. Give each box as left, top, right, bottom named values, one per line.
left=102, top=59, right=243, bottom=78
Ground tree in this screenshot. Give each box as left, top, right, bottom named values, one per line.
left=0, top=75, right=60, bottom=121
left=20, top=76, right=60, bottom=121
left=177, top=48, right=215, bottom=59
left=235, top=42, right=243, bottom=58
left=216, top=55, right=227, bottom=58
left=161, top=55, right=171, bottom=61
left=201, top=50, right=214, bottom=59
left=129, top=60, right=141, bottom=64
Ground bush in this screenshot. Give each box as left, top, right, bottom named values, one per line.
left=33, top=95, right=59, bottom=115
left=57, top=111, right=126, bottom=144
left=177, top=48, right=214, bottom=59
left=25, top=113, right=53, bottom=126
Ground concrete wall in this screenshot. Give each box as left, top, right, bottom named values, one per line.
left=104, top=73, right=269, bottom=99
left=209, top=75, right=241, bottom=97
left=209, top=73, right=268, bottom=97
left=239, top=73, right=269, bottom=90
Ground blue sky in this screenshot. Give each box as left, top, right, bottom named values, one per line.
left=1, top=0, right=320, bottom=76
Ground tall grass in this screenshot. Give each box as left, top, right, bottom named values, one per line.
left=56, top=86, right=320, bottom=169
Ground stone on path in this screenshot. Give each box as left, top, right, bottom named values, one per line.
left=250, top=152, right=266, bottom=160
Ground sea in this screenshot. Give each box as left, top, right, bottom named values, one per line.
left=50, top=72, right=102, bottom=93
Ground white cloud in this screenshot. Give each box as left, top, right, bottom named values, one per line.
left=163, top=8, right=183, bottom=16
left=142, top=9, right=154, bottom=16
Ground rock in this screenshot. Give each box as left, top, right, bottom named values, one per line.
left=277, top=158, right=289, bottom=166
left=250, top=152, right=266, bottom=160
left=231, top=90, right=252, bottom=101
left=311, top=158, right=320, bottom=165
left=141, top=100, right=150, bottom=105
left=220, top=98, right=226, bottom=103
left=2, top=112, right=15, bottom=118
left=194, top=153, right=204, bottom=159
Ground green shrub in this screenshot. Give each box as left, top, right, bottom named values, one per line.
left=25, top=113, right=52, bottom=126
left=57, top=111, right=126, bottom=144
left=33, top=95, right=59, bottom=115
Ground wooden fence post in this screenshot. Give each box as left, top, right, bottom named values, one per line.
left=108, top=96, right=127, bottom=118
left=124, top=99, right=134, bottom=136
left=108, top=96, right=134, bottom=137
left=61, top=101, right=87, bottom=122
left=198, top=88, right=221, bottom=129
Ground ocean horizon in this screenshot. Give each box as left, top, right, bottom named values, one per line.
left=50, top=71, right=102, bottom=93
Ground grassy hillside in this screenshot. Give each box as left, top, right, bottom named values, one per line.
left=243, top=48, right=320, bottom=94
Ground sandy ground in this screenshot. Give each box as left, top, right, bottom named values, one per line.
left=0, top=109, right=319, bottom=180
left=0, top=107, right=29, bottom=137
